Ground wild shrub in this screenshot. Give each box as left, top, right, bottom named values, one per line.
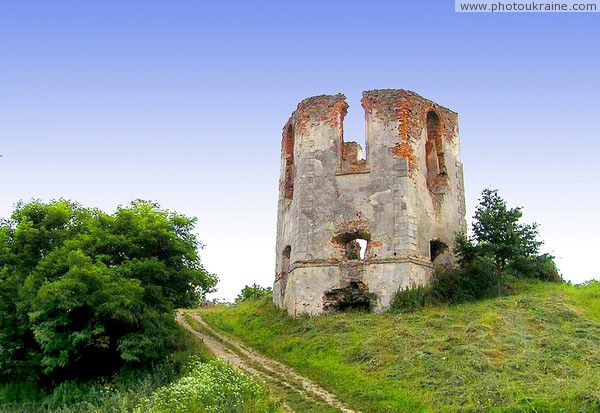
left=0, top=326, right=211, bottom=412
left=508, top=253, right=562, bottom=282
left=390, top=284, right=430, bottom=312
left=235, top=283, right=273, bottom=303
left=429, top=258, right=497, bottom=304
left=457, top=189, right=562, bottom=287
left=0, top=200, right=218, bottom=384
left=134, top=359, right=281, bottom=413
left=391, top=258, right=497, bottom=311
left=438, top=189, right=563, bottom=303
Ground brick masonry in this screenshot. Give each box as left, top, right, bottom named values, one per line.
left=273, top=89, right=466, bottom=316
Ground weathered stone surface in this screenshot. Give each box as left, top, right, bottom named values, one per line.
left=274, top=89, right=466, bottom=316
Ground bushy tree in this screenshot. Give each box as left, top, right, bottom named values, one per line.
left=471, top=189, right=541, bottom=272
left=235, top=283, right=272, bottom=303
left=391, top=189, right=561, bottom=312
left=429, top=257, right=498, bottom=303
left=457, top=189, right=561, bottom=293
left=0, top=200, right=217, bottom=384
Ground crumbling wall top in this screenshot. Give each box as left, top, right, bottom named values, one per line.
left=284, top=94, right=348, bottom=137
left=274, top=88, right=466, bottom=316
left=361, top=89, right=457, bottom=120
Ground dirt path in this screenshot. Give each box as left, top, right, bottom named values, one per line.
left=176, top=311, right=359, bottom=413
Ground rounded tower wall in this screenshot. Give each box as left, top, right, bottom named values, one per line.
left=274, top=89, right=466, bottom=316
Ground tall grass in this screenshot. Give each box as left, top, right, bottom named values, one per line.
left=1, top=320, right=282, bottom=413
left=0, top=361, right=188, bottom=413
left=201, top=279, right=600, bottom=412
left=134, top=358, right=281, bottom=413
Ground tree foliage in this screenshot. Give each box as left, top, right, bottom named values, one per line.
left=392, top=189, right=561, bottom=312
left=0, top=200, right=217, bottom=384
left=235, top=283, right=272, bottom=304
left=458, top=189, right=561, bottom=286
left=470, top=189, right=542, bottom=273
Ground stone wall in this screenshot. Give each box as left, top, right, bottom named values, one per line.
left=274, top=89, right=466, bottom=316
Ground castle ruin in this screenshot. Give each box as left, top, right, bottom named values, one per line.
left=273, top=89, right=466, bottom=316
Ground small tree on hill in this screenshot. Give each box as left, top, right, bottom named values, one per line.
left=457, top=188, right=561, bottom=294
left=235, top=283, right=272, bottom=303
left=392, top=189, right=561, bottom=311
left=472, top=189, right=542, bottom=273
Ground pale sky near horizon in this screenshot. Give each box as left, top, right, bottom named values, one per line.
left=1, top=1, right=598, bottom=301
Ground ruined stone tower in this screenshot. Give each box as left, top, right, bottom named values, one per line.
left=274, top=89, right=466, bottom=316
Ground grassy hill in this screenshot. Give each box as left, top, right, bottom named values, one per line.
left=200, top=279, right=600, bottom=412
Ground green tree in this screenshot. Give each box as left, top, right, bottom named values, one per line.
left=392, top=189, right=561, bottom=311
left=235, top=283, right=272, bottom=303
left=0, top=200, right=217, bottom=383
left=471, top=189, right=542, bottom=273
left=457, top=189, right=560, bottom=294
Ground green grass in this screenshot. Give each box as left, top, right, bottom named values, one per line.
left=134, top=359, right=282, bottom=413
left=200, top=279, right=600, bottom=412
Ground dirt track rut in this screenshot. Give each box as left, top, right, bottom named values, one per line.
left=176, top=311, right=359, bottom=413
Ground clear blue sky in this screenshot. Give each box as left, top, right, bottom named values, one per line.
left=1, top=1, right=598, bottom=300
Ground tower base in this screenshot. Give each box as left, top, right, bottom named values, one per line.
left=273, top=257, right=433, bottom=316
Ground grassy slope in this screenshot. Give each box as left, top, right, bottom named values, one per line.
left=201, top=280, right=600, bottom=413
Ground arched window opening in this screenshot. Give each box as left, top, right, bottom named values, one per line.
left=334, top=232, right=370, bottom=261
left=356, top=239, right=368, bottom=260
left=340, top=102, right=367, bottom=174
left=279, top=245, right=292, bottom=278
left=283, top=125, right=295, bottom=200
left=429, top=239, right=448, bottom=262
left=425, top=111, right=447, bottom=193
